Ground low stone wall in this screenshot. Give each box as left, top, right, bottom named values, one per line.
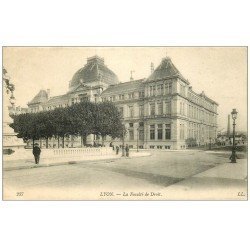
left=44, top=147, right=113, bottom=157
left=3, top=147, right=114, bottom=161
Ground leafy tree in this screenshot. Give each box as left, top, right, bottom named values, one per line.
left=95, top=101, right=124, bottom=145
left=51, top=107, right=73, bottom=148
left=35, top=111, right=55, bottom=148
left=10, top=101, right=124, bottom=148
left=69, top=101, right=96, bottom=146
left=10, top=113, right=40, bottom=147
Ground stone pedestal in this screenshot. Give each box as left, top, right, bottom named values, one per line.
left=3, top=89, right=25, bottom=155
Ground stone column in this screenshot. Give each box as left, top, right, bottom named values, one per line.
left=155, top=124, right=157, bottom=141
left=163, top=124, right=166, bottom=141
left=163, top=101, right=166, bottom=115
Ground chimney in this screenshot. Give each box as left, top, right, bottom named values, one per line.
left=130, top=70, right=135, bottom=81
left=47, top=89, right=50, bottom=99
left=151, top=62, right=154, bottom=74
left=227, top=114, right=231, bottom=137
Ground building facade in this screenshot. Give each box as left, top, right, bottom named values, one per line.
left=25, top=55, right=218, bottom=150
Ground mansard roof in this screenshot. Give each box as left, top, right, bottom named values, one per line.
left=147, top=57, right=187, bottom=83
left=28, top=90, right=48, bottom=105
left=101, top=79, right=145, bottom=96
left=45, top=94, right=69, bottom=105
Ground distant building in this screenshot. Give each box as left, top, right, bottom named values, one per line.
left=8, top=106, right=28, bottom=116
left=25, top=55, right=218, bottom=149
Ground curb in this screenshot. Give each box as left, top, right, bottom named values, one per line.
left=3, top=153, right=152, bottom=171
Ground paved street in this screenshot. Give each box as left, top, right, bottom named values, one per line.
left=3, top=150, right=247, bottom=200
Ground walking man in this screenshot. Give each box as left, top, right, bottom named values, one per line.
left=33, top=143, right=41, bottom=164
left=125, top=144, right=129, bottom=157
left=116, top=145, right=119, bottom=155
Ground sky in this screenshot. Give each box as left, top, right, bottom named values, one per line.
left=3, top=47, right=247, bottom=132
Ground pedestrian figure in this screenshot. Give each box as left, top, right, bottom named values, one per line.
left=33, top=143, right=41, bottom=164
left=125, top=144, right=129, bottom=157
left=110, top=142, right=115, bottom=150
left=116, top=145, right=119, bottom=155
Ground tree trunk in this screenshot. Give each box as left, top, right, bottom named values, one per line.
left=40, top=139, right=42, bottom=148
left=32, top=137, right=35, bottom=149
left=81, top=134, right=83, bottom=147
left=62, top=135, right=65, bottom=148
left=46, top=138, right=48, bottom=148
left=83, top=134, right=87, bottom=146
left=58, top=136, right=60, bottom=148
left=102, top=135, right=104, bottom=146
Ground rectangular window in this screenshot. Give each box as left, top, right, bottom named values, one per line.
left=139, top=91, right=144, bottom=98
left=180, top=124, right=185, bottom=140
left=160, top=84, right=164, bottom=95
left=166, top=102, right=171, bottom=115
left=128, top=93, right=134, bottom=99
left=150, top=86, right=153, bottom=96
left=129, top=130, right=134, bottom=140
left=139, top=130, right=144, bottom=140
left=119, top=94, right=124, bottom=100
left=180, top=84, right=185, bottom=96
left=157, top=85, right=163, bottom=95
left=150, top=103, right=155, bottom=115
left=165, top=82, right=172, bottom=94
left=139, top=122, right=144, bottom=127
left=150, top=125, right=155, bottom=140
left=158, top=102, right=163, bottom=115
left=129, top=106, right=134, bottom=117
left=165, top=124, right=171, bottom=139
left=139, top=105, right=144, bottom=117
left=129, top=123, right=133, bottom=128
left=157, top=124, right=163, bottom=140
left=180, top=102, right=185, bottom=115
left=153, top=86, right=156, bottom=96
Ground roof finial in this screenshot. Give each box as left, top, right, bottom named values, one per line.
left=130, top=70, right=135, bottom=81
left=150, top=62, right=154, bottom=74
left=165, top=49, right=171, bottom=60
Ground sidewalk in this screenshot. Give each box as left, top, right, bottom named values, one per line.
left=3, top=151, right=151, bottom=171
left=164, top=159, right=248, bottom=200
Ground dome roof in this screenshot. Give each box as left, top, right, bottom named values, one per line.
left=69, top=56, right=119, bottom=90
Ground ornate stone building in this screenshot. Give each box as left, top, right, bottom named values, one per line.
left=26, top=55, right=218, bottom=150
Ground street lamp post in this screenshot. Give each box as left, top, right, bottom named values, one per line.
left=122, top=125, right=126, bottom=157
left=230, top=108, right=238, bottom=163
left=209, top=137, right=212, bottom=150
left=137, top=127, right=139, bottom=152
